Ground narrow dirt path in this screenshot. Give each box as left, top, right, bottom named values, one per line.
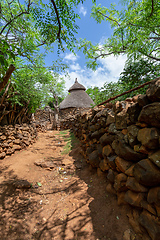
left=0, top=129, right=135, bottom=240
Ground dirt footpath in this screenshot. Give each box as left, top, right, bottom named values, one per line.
left=0, top=129, right=135, bottom=240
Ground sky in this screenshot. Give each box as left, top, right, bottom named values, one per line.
left=45, top=0, right=127, bottom=91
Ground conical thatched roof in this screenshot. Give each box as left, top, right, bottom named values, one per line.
left=59, top=78, right=95, bottom=109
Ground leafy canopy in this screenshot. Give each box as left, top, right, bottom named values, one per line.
left=0, top=0, right=84, bottom=76
left=78, top=0, right=160, bottom=70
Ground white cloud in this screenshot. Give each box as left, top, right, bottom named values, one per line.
left=62, top=54, right=127, bottom=92
left=79, top=5, right=87, bottom=16
left=64, top=53, right=79, bottom=62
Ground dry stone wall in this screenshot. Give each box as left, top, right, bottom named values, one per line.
left=64, top=78, right=160, bottom=240
left=0, top=123, right=37, bottom=159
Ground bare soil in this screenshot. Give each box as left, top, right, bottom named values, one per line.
left=0, top=128, right=135, bottom=240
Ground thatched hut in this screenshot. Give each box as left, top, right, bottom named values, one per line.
left=59, top=79, right=95, bottom=113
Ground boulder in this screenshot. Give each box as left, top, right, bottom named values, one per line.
left=99, top=133, right=115, bottom=146
left=115, top=156, right=133, bottom=173
left=106, top=109, right=115, bottom=125
left=127, top=125, right=139, bottom=147
left=102, top=145, right=113, bottom=157
left=115, top=109, right=128, bottom=129
left=99, top=158, right=109, bottom=171
left=137, top=94, right=150, bottom=107
left=147, top=187, right=160, bottom=207
left=138, top=102, right=160, bottom=128
left=133, top=159, right=160, bottom=186
left=146, top=78, right=160, bottom=102
left=137, top=128, right=159, bottom=150
left=124, top=190, right=146, bottom=208
left=127, top=103, right=142, bottom=124
left=114, top=173, right=128, bottom=192
left=112, top=139, right=147, bottom=162
left=139, top=210, right=160, bottom=240
left=107, top=155, right=117, bottom=170
left=126, top=177, right=148, bottom=193
left=107, top=169, right=118, bottom=183
left=88, top=150, right=100, bottom=168
left=149, top=150, right=160, bottom=168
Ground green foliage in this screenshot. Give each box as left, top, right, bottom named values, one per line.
left=118, top=59, right=160, bottom=97
left=87, top=59, right=160, bottom=104
left=78, top=0, right=160, bottom=69
left=8, top=61, right=66, bottom=113
left=0, top=0, right=84, bottom=76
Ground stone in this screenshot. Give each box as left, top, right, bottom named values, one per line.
left=14, top=139, right=21, bottom=144
left=133, top=159, right=160, bottom=186
left=127, top=125, right=139, bottom=147
left=140, top=200, right=157, bottom=215
left=0, top=152, right=6, bottom=159
left=90, top=128, right=106, bottom=139
left=125, top=164, right=135, bottom=177
left=139, top=210, right=160, bottom=240
left=106, top=109, right=115, bottom=125
left=6, top=148, right=15, bottom=155
left=107, top=169, right=118, bottom=183
left=127, top=209, right=150, bottom=239
left=154, top=204, right=160, bottom=217
left=124, top=190, right=146, bottom=207
left=88, top=150, right=100, bottom=168
left=126, top=177, right=148, bottom=193
left=149, top=150, right=160, bottom=168
left=115, top=156, right=133, bottom=173
left=102, top=145, right=113, bottom=157
left=117, top=192, right=128, bottom=206
left=137, top=94, right=150, bottom=107
left=13, top=179, right=31, bottom=189
left=134, top=144, right=149, bottom=155
left=108, top=123, right=118, bottom=134
left=99, top=159, right=109, bottom=171
left=122, top=229, right=137, bottom=240
left=114, top=173, right=128, bottom=192
left=12, top=145, right=22, bottom=151
left=137, top=128, right=159, bottom=150
left=115, top=109, right=128, bottom=129
left=122, top=128, right=128, bottom=135
left=112, top=139, right=147, bottom=162
left=127, top=102, right=142, bottom=124
left=147, top=187, right=160, bottom=207
left=34, top=160, right=55, bottom=169
left=138, top=102, right=160, bottom=128
left=146, top=78, right=160, bottom=102
left=107, top=155, right=117, bottom=170
left=106, top=183, right=117, bottom=195
left=99, top=133, right=115, bottom=146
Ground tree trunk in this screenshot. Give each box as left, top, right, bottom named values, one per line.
left=0, top=64, right=15, bottom=92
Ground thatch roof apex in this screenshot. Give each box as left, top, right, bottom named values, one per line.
left=68, top=78, right=86, bottom=92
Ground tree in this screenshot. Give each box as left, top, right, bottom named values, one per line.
left=118, top=59, right=160, bottom=96
left=0, top=0, right=84, bottom=90
left=79, top=0, right=160, bottom=69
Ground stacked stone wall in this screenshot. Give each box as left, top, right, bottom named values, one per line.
left=66, top=78, right=160, bottom=240
left=0, top=123, right=37, bottom=159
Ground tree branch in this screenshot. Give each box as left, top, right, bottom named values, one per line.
left=50, top=0, right=61, bottom=43
left=97, top=77, right=160, bottom=107
left=149, top=0, right=154, bottom=17
left=0, top=64, right=15, bottom=92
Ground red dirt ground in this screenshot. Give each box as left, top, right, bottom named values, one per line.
left=0, top=128, right=137, bottom=240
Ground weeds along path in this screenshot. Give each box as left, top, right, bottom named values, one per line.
left=0, top=129, right=134, bottom=240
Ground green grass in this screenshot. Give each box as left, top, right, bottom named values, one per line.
left=56, top=130, right=79, bottom=155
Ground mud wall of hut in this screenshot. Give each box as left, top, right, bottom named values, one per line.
left=61, top=78, right=160, bottom=240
